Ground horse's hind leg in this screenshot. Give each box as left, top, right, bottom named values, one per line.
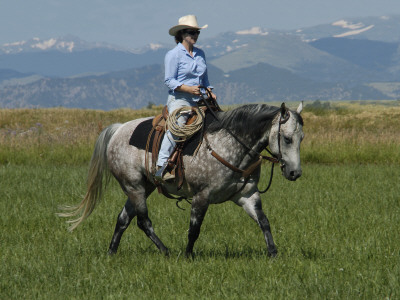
left=108, top=198, right=136, bottom=255
left=137, top=209, right=169, bottom=256
left=109, top=182, right=168, bottom=256
left=236, top=192, right=278, bottom=257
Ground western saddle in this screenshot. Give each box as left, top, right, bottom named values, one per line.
left=145, top=98, right=221, bottom=193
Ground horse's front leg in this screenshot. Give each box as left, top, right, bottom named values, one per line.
left=236, top=191, right=278, bottom=257
left=185, top=196, right=209, bottom=258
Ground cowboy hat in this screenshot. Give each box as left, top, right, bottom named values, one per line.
left=168, top=15, right=208, bottom=36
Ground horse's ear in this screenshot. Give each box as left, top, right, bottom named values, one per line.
left=297, top=101, right=303, bottom=114
left=280, top=102, right=286, bottom=117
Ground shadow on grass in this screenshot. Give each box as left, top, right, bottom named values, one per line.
left=190, top=246, right=271, bottom=260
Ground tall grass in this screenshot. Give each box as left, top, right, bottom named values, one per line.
left=1, top=102, right=399, bottom=165
left=302, top=101, right=400, bottom=163
left=0, top=107, right=160, bottom=165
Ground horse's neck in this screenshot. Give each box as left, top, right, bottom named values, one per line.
left=238, top=127, right=271, bottom=168
left=251, top=126, right=272, bottom=154
left=209, top=126, right=271, bottom=168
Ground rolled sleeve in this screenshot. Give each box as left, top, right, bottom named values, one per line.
left=164, top=50, right=182, bottom=91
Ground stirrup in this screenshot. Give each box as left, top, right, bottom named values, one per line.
left=155, top=162, right=175, bottom=181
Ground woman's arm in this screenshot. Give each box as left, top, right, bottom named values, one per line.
left=164, top=51, right=181, bottom=91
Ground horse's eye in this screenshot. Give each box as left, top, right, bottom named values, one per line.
left=284, top=137, right=292, bottom=144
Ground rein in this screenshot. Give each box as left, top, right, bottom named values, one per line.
left=200, top=88, right=260, bottom=159
left=200, top=89, right=290, bottom=194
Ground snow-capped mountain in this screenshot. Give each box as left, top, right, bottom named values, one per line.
left=2, top=14, right=399, bottom=55
left=0, top=35, right=145, bottom=55
left=0, top=35, right=169, bottom=77
left=290, top=15, right=400, bottom=43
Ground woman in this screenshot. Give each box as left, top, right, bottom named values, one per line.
left=155, top=15, right=216, bottom=180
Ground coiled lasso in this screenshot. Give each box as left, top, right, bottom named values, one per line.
left=165, top=106, right=205, bottom=143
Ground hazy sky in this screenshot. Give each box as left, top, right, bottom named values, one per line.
left=2, top=0, right=400, bottom=49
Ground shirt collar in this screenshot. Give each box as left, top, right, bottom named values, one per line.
left=178, top=42, right=197, bottom=57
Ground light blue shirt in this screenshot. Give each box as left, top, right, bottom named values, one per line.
left=164, top=43, right=213, bottom=97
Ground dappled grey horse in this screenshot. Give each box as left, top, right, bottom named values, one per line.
left=60, top=102, right=304, bottom=257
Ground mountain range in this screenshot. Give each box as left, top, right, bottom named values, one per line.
left=1, top=15, right=400, bottom=109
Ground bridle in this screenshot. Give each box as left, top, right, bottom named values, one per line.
left=199, top=88, right=290, bottom=194
left=258, top=108, right=289, bottom=193
left=265, top=107, right=290, bottom=166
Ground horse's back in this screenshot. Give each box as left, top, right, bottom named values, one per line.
left=107, top=117, right=152, bottom=179
left=108, top=117, right=151, bottom=148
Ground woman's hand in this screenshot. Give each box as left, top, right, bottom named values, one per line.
left=177, top=85, right=217, bottom=100
left=176, top=84, right=201, bottom=95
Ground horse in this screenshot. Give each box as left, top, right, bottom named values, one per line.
left=59, top=102, right=304, bottom=258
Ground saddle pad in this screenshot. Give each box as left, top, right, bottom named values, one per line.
left=129, top=111, right=216, bottom=156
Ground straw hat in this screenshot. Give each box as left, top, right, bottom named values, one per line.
left=168, top=15, right=208, bottom=36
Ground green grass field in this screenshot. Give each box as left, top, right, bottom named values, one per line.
left=1, top=102, right=400, bottom=299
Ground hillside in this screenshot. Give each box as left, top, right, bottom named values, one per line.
left=0, top=48, right=168, bottom=77
left=0, top=65, right=165, bottom=109
left=206, top=33, right=382, bottom=84
left=0, top=63, right=390, bottom=109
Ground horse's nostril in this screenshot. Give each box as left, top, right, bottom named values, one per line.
left=289, top=170, right=302, bottom=181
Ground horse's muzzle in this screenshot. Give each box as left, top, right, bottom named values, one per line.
left=281, top=163, right=302, bottom=181
left=288, top=169, right=302, bottom=181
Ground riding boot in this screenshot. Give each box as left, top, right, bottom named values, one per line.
left=155, top=162, right=175, bottom=181
left=155, top=162, right=167, bottom=180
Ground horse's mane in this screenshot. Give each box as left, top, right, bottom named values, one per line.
left=206, top=104, right=281, bottom=138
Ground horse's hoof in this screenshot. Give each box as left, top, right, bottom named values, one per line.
left=108, top=249, right=117, bottom=256
left=268, top=248, right=278, bottom=258
left=185, top=251, right=195, bottom=260
left=161, top=248, right=170, bottom=257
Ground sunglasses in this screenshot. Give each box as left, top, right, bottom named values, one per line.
left=184, top=29, right=200, bottom=36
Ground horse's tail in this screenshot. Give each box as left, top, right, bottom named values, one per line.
left=58, top=123, right=122, bottom=231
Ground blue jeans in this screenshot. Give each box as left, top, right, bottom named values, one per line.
left=156, top=92, right=198, bottom=167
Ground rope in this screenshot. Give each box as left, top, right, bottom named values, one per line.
left=165, top=106, right=205, bottom=143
